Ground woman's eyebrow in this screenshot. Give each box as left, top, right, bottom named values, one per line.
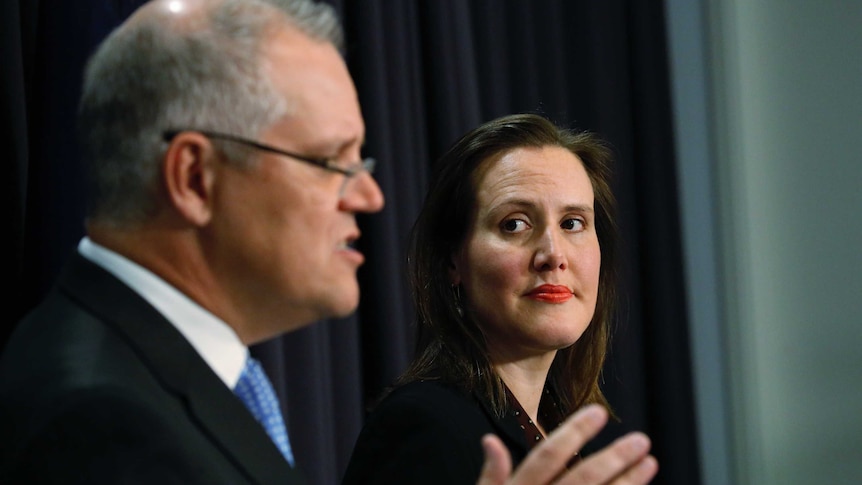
left=562, top=204, right=594, bottom=213
left=491, top=198, right=594, bottom=214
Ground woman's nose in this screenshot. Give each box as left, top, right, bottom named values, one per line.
left=532, top=229, right=567, bottom=271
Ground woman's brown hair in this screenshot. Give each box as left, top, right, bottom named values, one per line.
left=398, top=113, right=619, bottom=417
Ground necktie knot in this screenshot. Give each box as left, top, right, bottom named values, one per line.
left=234, top=356, right=295, bottom=466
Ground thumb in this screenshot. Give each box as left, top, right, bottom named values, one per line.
left=476, top=434, right=512, bottom=485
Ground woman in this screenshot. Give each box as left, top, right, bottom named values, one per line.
left=343, top=113, right=620, bottom=484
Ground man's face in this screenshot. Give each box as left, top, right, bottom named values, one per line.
left=208, top=27, right=384, bottom=343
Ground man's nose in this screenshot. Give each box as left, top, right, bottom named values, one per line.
left=340, top=170, right=385, bottom=213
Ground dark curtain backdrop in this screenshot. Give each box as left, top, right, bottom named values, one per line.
left=3, top=1, right=700, bottom=484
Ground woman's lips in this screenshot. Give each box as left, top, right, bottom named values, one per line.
left=525, top=284, right=573, bottom=303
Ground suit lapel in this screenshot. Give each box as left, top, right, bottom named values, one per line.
left=59, top=254, right=305, bottom=485
left=473, top=389, right=529, bottom=461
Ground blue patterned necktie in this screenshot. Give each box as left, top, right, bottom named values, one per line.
left=233, top=356, right=295, bottom=467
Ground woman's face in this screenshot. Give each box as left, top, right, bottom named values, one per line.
left=450, top=145, right=601, bottom=362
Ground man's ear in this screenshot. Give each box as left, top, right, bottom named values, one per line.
left=163, top=132, right=217, bottom=226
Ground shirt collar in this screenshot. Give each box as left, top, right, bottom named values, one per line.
left=78, top=237, right=247, bottom=388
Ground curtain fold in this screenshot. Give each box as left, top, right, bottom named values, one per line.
left=5, top=1, right=701, bottom=484
left=2, top=0, right=31, bottom=347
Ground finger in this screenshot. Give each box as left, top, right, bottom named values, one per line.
left=609, top=455, right=658, bottom=485
left=507, top=404, right=608, bottom=485
left=558, top=432, right=652, bottom=484
left=476, top=434, right=513, bottom=485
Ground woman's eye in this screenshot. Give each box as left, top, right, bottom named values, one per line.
left=501, top=219, right=527, bottom=233
left=561, top=218, right=585, bottom=231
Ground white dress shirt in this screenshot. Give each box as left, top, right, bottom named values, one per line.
left=78, top=237, right=247, bottom=388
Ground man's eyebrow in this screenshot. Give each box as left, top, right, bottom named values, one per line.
left=328, top=135, right=365, bottom=157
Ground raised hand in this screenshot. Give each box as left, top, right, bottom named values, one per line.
left=477, top=404, right=658, bottom=485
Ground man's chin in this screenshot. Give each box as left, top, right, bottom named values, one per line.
left=328, top=293, right=361, bottom=320
left=312, top=283, right=360, bottom=321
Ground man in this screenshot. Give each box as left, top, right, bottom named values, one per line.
left=0, top=0, right=657, bottom=484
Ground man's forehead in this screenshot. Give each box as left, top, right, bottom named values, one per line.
left=261, top=27, right=364, bottom=150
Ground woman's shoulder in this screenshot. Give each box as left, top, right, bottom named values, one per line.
left=343, top=380, right=491, bottom=484
left=383, top=379, right=467, bottom=401
left=369, top=380, right=483, bottom=423
left=368, top=380, right=490, bottom=432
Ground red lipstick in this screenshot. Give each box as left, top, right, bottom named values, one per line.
left=526, top=284, right=573, bottom=303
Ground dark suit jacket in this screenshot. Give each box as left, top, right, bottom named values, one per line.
left=341, top=380, right=531, bottom=485
left=0, top=253, right=304, bottom=485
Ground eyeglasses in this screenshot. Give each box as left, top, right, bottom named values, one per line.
left=162, top=130, right=376, bottom=195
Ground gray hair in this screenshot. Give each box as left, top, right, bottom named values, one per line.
left=78, top=0, right=343, bottom=226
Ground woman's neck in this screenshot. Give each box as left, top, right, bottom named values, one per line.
left=492, top=352, right=556, bottom=429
